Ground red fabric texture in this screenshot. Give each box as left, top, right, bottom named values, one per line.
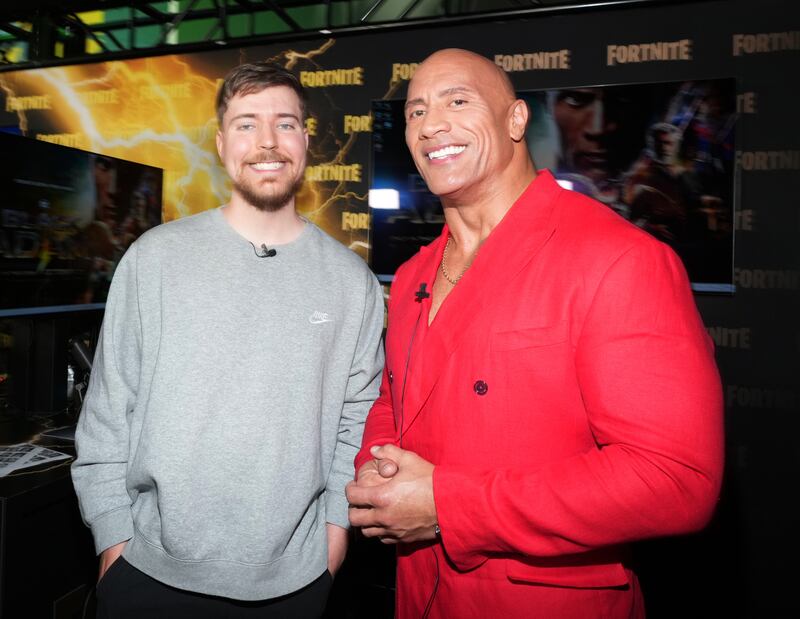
left=357, top=171, right=724, bottom=619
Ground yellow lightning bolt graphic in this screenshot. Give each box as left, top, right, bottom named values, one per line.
left=1, top=39, right=372, bottom=256
left=283, top=39, right=336, bottom=70
left=0, top=76, right=29, bottom=133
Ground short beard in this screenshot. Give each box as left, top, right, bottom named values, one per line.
left=233, top=174, right=305, bottom=212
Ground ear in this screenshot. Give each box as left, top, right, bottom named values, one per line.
left=215, top=129, right=224, bottom=160
left=508, top=99, right=529, bottom=142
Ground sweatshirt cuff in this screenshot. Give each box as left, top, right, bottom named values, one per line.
left=90, top=506, right=135, bottom=555
left=325, top=490, right=351, bottom=530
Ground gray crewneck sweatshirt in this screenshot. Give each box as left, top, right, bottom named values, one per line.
left=71, top=207, right=385, bottom=600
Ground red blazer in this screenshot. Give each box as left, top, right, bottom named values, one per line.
left=357, top=171, right=724, bottom=619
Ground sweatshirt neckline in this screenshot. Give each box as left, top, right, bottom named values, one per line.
left=212, top=206, right=315, bottom=258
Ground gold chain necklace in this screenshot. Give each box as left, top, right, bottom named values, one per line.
left=440, top=235, right=479, bottom=286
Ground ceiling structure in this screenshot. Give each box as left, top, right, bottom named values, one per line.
left=0, top=0, right=705, bottom=71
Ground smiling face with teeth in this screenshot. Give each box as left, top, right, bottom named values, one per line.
left=216, top=85, right=308, bottom=212
left=404, top=49, right=531, bottom=207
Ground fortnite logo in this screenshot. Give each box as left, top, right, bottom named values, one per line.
left=607, top=39, right=692, bottom=65
left=733, top=31, right=800, bottom=56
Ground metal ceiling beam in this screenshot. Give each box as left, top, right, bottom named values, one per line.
left=0, top=1, right=152, bottom=20
left=134, top=3, right=170, bottom=24
left=0, top=0, right=719, bottom=73
left=360, top=0, right=387, bottom=22
left=261, top=0, right=303, bottom=31
left=399, top=0, right=426, bottom=20
left=234, top=0, right=259, bottom=35
left=0, top=21, right=32, bottom=40
left=62, top=12, right=111, bottom=53
left=156, top=0, right=203, bottom=47
left=203, top=0, right=230, bottom=41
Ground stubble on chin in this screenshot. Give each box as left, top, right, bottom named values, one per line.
left=233, top=172, right=306, bottom=212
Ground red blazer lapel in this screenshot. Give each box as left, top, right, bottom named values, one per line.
left=401, top=171, right=563, bottom=428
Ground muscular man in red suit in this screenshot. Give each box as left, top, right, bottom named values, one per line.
left=346, top=49, right=723, bottom=619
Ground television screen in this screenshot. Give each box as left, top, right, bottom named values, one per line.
left=370, top=78, right=736, bottom=293
left=0, top=133, right=163, bottom=316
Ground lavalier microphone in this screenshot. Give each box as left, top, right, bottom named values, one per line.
left=251, top=242, right=277, bottom=258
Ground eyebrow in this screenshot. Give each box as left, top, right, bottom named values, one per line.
left=404, top=86, right=476, bottom=110
left=228, top=112, right=301, bottom=123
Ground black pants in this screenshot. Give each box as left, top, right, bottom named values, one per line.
left=96, top=557, right=332, bottom=618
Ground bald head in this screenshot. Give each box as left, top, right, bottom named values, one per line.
left=414, top=49, right=516, bottom=105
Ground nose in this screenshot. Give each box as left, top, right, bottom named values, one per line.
left=419, top=107, right=450, bottom=140
left=258, top=125, right=278, bottom=150
left=584, top=100, right=617, bottom=137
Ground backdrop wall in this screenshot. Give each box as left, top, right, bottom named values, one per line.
left=1, top=1, right=797, bottom=616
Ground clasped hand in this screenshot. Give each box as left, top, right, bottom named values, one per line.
left=346, top=444, right=438, bottom=544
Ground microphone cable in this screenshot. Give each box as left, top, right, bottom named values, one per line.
left=398, top=307, right=422, bottom=448
left=421, top=546, right=441, bottom=619
left=399, top=283, right=428, bottom=447
left=399, top=282, right=441, bottom=619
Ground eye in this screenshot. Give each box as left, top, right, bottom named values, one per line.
left=408, top=109, right=425, bottom=121
left=559, top=91, right=595, bottom=109
left=451, top=98, right=467, bottom=107
left=277, top=122, right=297, bottom=131
left=236, top=122, right=255, bottom=131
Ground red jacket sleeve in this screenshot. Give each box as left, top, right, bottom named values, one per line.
left=354, top=363, right=397, bottom=474
left=434, top=240, right=724, bottom=569
left=355, top=276, right=402, bottom=474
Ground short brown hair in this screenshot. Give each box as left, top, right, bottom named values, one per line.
left=215, top=62, right=307, bottom=125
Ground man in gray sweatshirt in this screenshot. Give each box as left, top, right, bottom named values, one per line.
left=71, top=62, right=385, bottom=617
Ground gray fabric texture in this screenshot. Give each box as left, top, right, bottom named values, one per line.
left=71, top=207, right=384, bottom=600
